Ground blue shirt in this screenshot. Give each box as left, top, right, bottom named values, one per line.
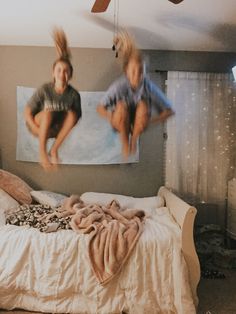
left=101, top=75, right=172, bottom=114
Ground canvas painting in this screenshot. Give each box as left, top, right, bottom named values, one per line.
left=16, top=86, right=139, bottom=165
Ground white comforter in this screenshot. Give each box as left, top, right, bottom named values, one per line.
left=0, top=207, right=196, bottom=314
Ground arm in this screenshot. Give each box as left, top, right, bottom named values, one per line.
left=150, top=108, right=174, bottom=124
left=24, top=104, right=53, bottom=170
left=24, top=85, right=55, bottom=170
left=71, top=89, right=82, bottom=121
left=24, top=85, right=46, bottom=136
left=147, top=79, right=175, bottom=123
left=97, top=76, right=125, bottom=122
left=97, top=104, right=112, bottom=122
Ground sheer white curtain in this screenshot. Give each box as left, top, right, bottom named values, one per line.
left=165, top=72, right=236, bottom=212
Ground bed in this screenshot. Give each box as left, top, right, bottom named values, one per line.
left=0, top=173, right=200, bottom=314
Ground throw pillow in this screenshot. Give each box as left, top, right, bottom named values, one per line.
left=80, top=192, right=164, bottom=209
left=0, top=170, right=32, bottom=204
left=30, top=190, right=67, bottom=208
left=0, top=188, right=20, bottom=215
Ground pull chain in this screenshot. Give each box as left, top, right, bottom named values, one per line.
left=112, top=0, right=119, bottom=57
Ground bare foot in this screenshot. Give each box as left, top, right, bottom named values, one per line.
left=39, top=154, right=55, bottom=172
left=50, top=150, right=60, bottom=164
left=40, top=160, right=54, bottom=172
left=49, top=150, right=60, bottom=171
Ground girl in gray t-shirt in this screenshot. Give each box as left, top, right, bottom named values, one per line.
left=24, top=28, right=81, bottom=171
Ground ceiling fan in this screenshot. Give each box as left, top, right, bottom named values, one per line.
left=91, top=0, right=184, bottom=13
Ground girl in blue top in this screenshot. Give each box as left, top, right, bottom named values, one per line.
left=97, top=31, right=174, bottom=158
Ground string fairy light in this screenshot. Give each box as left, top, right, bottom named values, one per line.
left=165, top=72, right=236, bottom=205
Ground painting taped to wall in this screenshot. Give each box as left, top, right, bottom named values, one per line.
left=16, top=86, right=139, bottom=165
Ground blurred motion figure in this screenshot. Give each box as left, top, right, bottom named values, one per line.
left=97, top=30, right=174, bottom=157
left=24, top=27, right=81, bottom=171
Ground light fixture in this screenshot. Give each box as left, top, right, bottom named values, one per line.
left=232, top=65, right=236, bottom=81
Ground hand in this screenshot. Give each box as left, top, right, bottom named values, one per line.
left=150, top=109, right=174, bottom=124
left=97, top=105, right=112, bottom=122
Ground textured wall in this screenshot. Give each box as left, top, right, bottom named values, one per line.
left=0, top=46, right=166, bottom=196
left=0, top=46, right=235, bottom=197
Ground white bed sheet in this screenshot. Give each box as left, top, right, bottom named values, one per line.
left=0, top=207, right=196, bottom=314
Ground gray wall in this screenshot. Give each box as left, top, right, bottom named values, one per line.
left=0, top=46, right=235, bottom=197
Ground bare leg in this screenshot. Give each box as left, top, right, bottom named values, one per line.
left=111, top=101, right=130, bottom=158
left=130, top=100, right=149, bottom=155
left=50, top=111, right=78, bottom=164
left=36, top=111, right=54, bottom=171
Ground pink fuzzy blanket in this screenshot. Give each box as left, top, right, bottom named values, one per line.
left=61, top=195, right=145, bottom=285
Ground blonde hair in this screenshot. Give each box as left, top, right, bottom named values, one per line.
left=52, top=27, right=73, bottom=79
left=113, top=30, right=143, bottom=72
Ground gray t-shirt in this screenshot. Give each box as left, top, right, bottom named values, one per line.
left=28, top=82, right=81, bottom=119
left=101, top=75, right=172, bottom=115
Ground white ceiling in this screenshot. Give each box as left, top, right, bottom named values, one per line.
left=0, top=0, right=236, bottom=52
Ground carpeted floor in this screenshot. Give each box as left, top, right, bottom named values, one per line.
left=197, top=268, right=236, bottom=314
left=195, top=225, right=236, bottom=313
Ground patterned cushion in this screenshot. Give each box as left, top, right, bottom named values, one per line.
left=0, top=170, right=32, bottom=204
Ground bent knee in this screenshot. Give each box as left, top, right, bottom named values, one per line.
left=34, top=110, right=53, bottom=125
left=135, top=103, right=149, bottom=127
left=134, top=118, right=148, bottom=133
left=114, top=101, right=128, bottom=115
left=111, top=101, right=129, bottom=129
left=136, top=100, right=149, bottom=117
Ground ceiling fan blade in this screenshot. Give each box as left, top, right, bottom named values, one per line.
left=168, top=0, right=184, bottom=4
left=91, top=0, right=112, bottom=13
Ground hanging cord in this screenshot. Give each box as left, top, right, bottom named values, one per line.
left=116, top=0, right=119, bottom=53
left=112, top=0, right=119, bottom=57
left=112, top=0, right=116, bottom=51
